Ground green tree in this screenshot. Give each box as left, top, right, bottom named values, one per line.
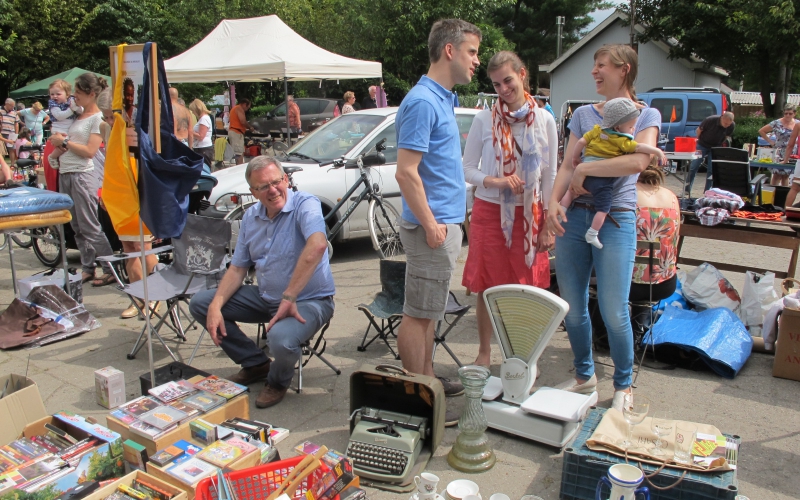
left=634, top=0, right=800, bottom=118
left=493, top=0, right=613, bottom=92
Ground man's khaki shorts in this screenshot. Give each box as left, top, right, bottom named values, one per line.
left=399, top=219, right=463, bottom=320
left=229, top=130, right=245, bottom=156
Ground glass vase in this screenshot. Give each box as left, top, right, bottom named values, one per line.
left=447, top=365, right=496, bottom=472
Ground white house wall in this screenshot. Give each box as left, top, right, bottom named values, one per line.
left=549, top=18, right=722, bottom=119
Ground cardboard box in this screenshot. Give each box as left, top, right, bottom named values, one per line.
left=83, top=470, right=187, bottom=500
left=0, top=374, right=47, bottom=446
left=106, top=394, right=250, bottom=456
left=145, top=441, right=260, bottom=500
left=96, top=367, right=126, bottom=409
left=774, top=307, right=800, bottom=381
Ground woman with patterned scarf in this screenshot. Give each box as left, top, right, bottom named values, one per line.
left=462, top=51, right=558, bottom=368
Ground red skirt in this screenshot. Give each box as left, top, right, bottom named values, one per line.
left=462, top=198, right=550, bottom=293
left=43, top=139, right=58, bottom=192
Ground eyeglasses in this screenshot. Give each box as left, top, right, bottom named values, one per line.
left=786, top=112, right=795, bottom=116
left=250, top=177, right=285, bottom=193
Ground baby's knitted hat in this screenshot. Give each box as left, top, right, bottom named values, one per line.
left=602, top=98, right=640, bottom=130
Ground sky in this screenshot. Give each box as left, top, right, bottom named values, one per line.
left=586, top=4, right=621, bottom=32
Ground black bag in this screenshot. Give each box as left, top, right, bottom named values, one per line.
left=139, top=361, right=212, bottom=395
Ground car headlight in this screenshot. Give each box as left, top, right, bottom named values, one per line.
left=214, top=193, right=238, bottom=212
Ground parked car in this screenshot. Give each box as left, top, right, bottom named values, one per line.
left=203, top=107, right=479, bottom=243
left=250, top=98, right=339, bottom=135
left=637, top=87, right=731, bottom=152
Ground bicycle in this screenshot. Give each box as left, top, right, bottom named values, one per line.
left=225, top=138, right=403, bottom=259
left=2, top=144, right=46, bottom=249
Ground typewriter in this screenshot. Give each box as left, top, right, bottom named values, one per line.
left=347, top=407, right=429, bottom=484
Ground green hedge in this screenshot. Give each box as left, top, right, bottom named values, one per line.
left=731, top=115, right=770, bottom=149
left=249, top=104, right=275, bottom=118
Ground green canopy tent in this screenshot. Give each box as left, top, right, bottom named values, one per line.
left=9, top=67, right=111, bottom=100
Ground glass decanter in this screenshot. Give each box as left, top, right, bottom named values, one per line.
left=447, top=365, right=496, bottom=472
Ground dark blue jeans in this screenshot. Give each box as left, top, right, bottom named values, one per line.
left=189, top=286, right=334, bottom=389
left=686, top=144, right=713, bottom=194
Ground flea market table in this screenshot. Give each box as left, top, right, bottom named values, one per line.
left=678, top=211, right=800, bottom=278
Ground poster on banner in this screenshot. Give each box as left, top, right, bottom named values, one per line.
left=109, top=44, right=160, bottom=151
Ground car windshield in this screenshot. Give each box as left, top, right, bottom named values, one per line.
left=288, top=114, right=387, bottom=162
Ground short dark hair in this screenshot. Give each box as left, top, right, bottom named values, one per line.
left=428, top=19, right=482, bottom=63
left=238, top=98, right=251, bottom=106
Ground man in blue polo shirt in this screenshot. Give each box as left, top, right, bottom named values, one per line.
left=395, top=18, right=481, bottom=426
left=189, top=156, right=334, bottom=409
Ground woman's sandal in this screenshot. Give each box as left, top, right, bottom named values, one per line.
left=92, top=273, right=116, bottom=287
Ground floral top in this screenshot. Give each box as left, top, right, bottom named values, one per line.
left=633, top=207, right=679, bottom=284
left=768, top=118, right=799, bottom=160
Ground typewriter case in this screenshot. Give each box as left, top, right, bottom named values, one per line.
left=350, top=364, right=446, bottom=491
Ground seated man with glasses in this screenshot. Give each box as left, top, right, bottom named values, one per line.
left=189, top=156, right=335, bottom=408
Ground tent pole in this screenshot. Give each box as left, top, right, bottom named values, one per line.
left=284, top=78, right=291, bottom=143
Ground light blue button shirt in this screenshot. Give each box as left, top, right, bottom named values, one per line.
left=231, top=190, right=335, bottom=303
left=396, top=75, right=465, bottom=224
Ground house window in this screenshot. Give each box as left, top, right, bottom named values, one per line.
left=688, top=99, right=717, bottom=122
left=651, top=98, right=684, bottom=123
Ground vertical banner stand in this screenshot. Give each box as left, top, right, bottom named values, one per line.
left=109, top=43, right=162, bottom=385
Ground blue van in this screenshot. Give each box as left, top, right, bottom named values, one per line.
left=637, top=87, right=731, bottom=152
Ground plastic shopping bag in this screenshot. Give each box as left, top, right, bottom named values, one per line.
left=682, top=263, right=741, bottom=314
left=740, top=271, right=779, bottom=336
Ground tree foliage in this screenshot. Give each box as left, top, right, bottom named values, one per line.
left=635, top=0, right=800, bottom=117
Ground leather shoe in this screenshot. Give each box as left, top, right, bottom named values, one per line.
left=120, top=302, right=140, bottom=319
left=555, top=373, right=597, bottom=394
left=437, top=376, right=464, bottom=397
left=256, top=383, right=288, bottom=409
left=228, top=361, right=271, bottom=385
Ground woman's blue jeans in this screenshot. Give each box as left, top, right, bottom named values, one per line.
left=555, top=206, right=636, bottom=389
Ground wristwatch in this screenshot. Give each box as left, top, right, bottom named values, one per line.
left=62, top=138, right=69, bottom=149
left=281, top=294, right=297, bottom=303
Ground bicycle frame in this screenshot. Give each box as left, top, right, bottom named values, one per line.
left=324, top=164, right=375, bottom=241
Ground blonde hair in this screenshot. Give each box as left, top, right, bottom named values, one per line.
left=487, top=51, right=531, bottom=93
left=96, top=87, right=113, bottom=114
left=31, top=102, right=43, bottom=112
left=638, top=161, right=665, bottom=186
left=343, top=91, right=355, bottom=102
left=49, top=79, right=71, bottom=95
left=189, top=99, right=210, bottom=118
left=594, top=44, right=638, bottom=99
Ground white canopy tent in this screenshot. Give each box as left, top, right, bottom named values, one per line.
left=164, top=15, right=382, bottom=83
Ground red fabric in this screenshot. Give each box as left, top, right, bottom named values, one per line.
left=42, top=139, right=58, bottom=192
left=462, top=198, right=550, bottom=293
left=732, top=210, right=783, bottom=221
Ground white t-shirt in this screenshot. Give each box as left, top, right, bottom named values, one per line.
left=53, top=112, right=103, bottom=174
left=194, top=114, right=213, bottom=148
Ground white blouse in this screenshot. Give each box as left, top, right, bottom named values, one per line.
left=462, top=106, right=558, bottom=206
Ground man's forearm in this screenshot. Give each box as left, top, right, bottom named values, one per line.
left=283, top=233, right=328, bottom=298
left=209, top=265, right=248, bottom=310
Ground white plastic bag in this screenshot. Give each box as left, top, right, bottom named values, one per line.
left=740, top=271, right=780, bottom=336
left=682, top=263, right=741, bottom=313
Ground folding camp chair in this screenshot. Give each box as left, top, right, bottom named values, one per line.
left=101, top=215, right=232, bottom=361
left=356, top=259, right=405, bottom=359
left=254, top=319, right=340, bottom=394
left=432, top=292, right=470, bottom=367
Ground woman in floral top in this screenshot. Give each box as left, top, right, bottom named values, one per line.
left=631, top=162, right=679, bottom=302
left=759, top=103, right=799, bottom=185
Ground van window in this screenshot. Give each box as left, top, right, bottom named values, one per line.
left=297, top=100, right=319, bottom=115
left=688, top=99, right=717, bottom=122
left=650, top=98, right=684, bottom=123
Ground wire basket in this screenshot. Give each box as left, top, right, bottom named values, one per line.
left=196, top=456, right=329, bottom=500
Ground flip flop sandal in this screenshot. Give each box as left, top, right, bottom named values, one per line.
left=81, top=273, right=95, bottom=283
left=92, top=273, right=116, bottom=287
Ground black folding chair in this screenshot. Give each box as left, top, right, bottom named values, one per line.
left=710, top=147, right=766, bottom=204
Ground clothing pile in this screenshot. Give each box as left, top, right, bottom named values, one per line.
left=694, top=188, right=745, bottom=226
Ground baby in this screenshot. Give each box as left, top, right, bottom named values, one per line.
left=47, top=79, right=83, bottom=136
left=561, top=97, right=666, bottom=249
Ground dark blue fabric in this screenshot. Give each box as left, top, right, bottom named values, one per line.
left=582, top=176, right=615, bottom=213
left=136, top=42, right=204, bottom=239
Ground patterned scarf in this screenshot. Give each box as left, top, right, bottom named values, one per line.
left=491, top=92, right=545, bottom=267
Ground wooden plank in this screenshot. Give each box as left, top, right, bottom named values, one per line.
left=677, top=257, right=788, bottom=279
left=679, top=223, right=800, bottom=250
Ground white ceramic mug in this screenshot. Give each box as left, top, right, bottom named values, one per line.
left=414, top=473, right=440, bottom=499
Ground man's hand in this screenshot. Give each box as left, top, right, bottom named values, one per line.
left=424, top=223, right=447, bottom=249
left=206, top=305, right=227, bottom=346
left=264, top=299, right=306, bottom=334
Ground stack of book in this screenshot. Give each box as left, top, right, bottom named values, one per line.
left=110, top=377, right=247, bottom=440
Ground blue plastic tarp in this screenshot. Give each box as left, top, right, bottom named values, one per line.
left=644, top=305, right=753, bottom=379
left=0, top=187, right=73, bottom=217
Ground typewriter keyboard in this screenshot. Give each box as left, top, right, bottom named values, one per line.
left=347, top=441, right=410, bottom=480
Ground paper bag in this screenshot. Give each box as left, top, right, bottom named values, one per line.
left=586, top=409, right=732, bottom=472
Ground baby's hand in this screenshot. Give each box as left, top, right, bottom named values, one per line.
left=656, top=149, right=667, bottom=165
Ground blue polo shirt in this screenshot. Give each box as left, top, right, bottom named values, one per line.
left=231, top=190, right=335, bottom=303
left=396, top=75, right=465, bottom=224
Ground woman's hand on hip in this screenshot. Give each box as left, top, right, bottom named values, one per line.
left=546, top=199, right=567, bottom=237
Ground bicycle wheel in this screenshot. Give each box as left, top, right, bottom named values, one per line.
left=32, top=226, right=63, bottom=267
left=11, top=231, right=33, bottom=248
left=368, top=197, right=404, bottom=259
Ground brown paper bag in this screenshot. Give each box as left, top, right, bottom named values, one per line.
left=586, top=409, right=732, bottom=472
